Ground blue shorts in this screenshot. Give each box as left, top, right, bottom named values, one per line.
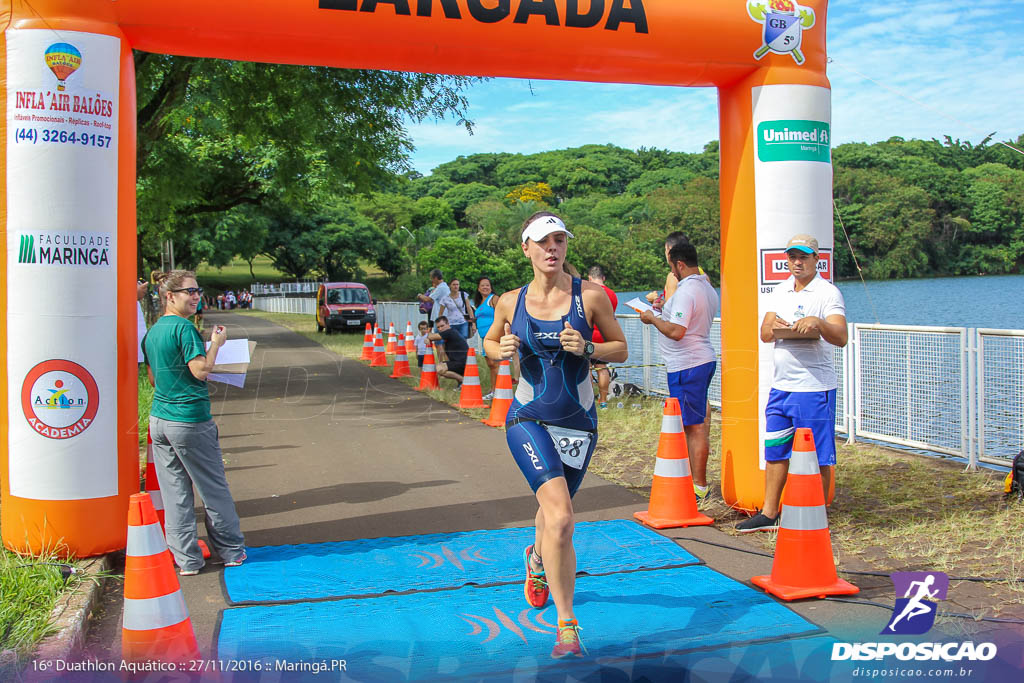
left=506, top=420, right=596, bottom=497
left=764, top=388, right=837, bottom=466
left=667, top=361, right=716, bottom=426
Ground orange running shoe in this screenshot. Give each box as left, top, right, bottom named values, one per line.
left=551, top=618, right=586, bottom=659
left=523, top=545, right=549, bottom=609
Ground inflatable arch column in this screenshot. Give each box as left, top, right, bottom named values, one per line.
left=2, top=1, right=832, bottom=556
left=1, top=6, right=139, bottom=557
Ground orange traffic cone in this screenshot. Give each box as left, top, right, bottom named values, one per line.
left=370, top=328, right=388, bottom=367
left=390, top=333, right=411, bottom=378
left=634, top=398, right=713, bottom=528
left=122, top=492, right=201, bottom=664
left=405, top=321, right=417, bottom=356
left=458, top=348, right=487, bottom=409
left=386, top=322, right=397, bottom=355
left=483, top=360, right=514, bottom=427
left=144, top=427, right=165, bottom=529
left=360, top=323, right=374, bottom=361
left=417, top=341, right=440, bottom=391
left=145, top=427, right=210, bottom=560
left=751, top=428, right=859, bottom=601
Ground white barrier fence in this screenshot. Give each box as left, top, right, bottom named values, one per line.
left=258, top=297, right=1024, bottom=467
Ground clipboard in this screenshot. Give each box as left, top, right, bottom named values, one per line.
left=773, top=328, right=821, bottom=340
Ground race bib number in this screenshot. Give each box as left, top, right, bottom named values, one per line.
left=546, top=425, right=592, bottom=470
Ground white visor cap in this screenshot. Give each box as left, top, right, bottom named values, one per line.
left=521, top=215, right=574, bottom=244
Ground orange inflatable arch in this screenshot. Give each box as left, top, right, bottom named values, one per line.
left=1, top=0, right=834, bottom=556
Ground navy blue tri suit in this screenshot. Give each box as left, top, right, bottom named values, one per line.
left=506, top=277, right=598, bottom=496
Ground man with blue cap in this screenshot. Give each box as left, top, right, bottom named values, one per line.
left=738, top=233, right=848, bottom=532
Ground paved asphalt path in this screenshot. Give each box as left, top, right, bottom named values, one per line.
left=84, top=309, right=967, bottom=667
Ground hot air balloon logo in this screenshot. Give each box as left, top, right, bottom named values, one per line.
left=44, top=43, right=82, bottom=91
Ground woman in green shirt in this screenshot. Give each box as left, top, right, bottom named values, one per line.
left=142, top=270, right=245, bottom=575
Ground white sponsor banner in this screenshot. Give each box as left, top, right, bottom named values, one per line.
left=751, top=84, right=832, bottom=468
left=6, top=30, right=120, bottom=499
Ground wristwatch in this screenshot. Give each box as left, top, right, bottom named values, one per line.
left=582, top=341, right=595, bottom=359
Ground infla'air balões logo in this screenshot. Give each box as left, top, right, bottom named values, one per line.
left=747, top=0, right=816, bottom=65
left=21, top=360, right=99, bottom=440
left=883, top=571, right=949, bottom=635
left=44, top=43, right=82, bottom=92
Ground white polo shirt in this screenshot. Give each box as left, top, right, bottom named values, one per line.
left=657, top=274, right=719, bottom=373
left=767, top=274, right=845, bottom=392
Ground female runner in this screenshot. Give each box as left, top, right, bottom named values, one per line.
left=483, top=211, right=627, bottom=658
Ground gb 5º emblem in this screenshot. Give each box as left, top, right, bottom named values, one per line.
left=748, top=0, right=816, bottom=65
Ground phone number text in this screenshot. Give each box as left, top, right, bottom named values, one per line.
left=14, top=127, right=112, bottom=148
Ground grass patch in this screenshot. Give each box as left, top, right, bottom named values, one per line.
left=195, top=256, right=288, bottom=291
left=238, top=310, right=1024, bottom=618
left=0, top=548, right=89, bottom=674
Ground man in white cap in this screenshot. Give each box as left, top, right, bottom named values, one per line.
left=738, top=233, right=847, bottom=532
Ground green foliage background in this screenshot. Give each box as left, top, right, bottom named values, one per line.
left=133, top=59, right=1023, bottom=299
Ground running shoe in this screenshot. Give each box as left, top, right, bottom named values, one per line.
left=223, top=552, right=247, bottom=568
left=735, top=511, right=779, bottom=533
left=551, top=618, right=586, bottom=659
left=599, top=402, right=608, bottom=409
left=482, top=392, right=494, bottom=401
left=523, top=545, right=549, bottom=609
left=693, top=483, right=710, bottom=501
left=178, top=567, right=200, bottom=576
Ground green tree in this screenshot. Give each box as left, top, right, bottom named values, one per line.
left=417, top=237, right=517, bottom=292
left=134, top=53, right=477, bottom=273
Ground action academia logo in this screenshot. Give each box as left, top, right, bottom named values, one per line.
left=747, top=0, right=816, bottom=65
left=21, top=359, right=99, bottom=440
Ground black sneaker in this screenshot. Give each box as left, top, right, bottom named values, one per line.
left=736, top=511, right=779, bottom=533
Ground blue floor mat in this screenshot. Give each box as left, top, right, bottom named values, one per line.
left=222, top=520, right=700, bottom=604
left=216, top=565, right=822, bottom=681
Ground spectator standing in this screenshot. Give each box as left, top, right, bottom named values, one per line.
left=142, top=270, right=246, bottom=574
left=639, top=242, right=719, bottom=501
left=737, top=234, right=847, bottom=532
left=413, top=320, right=431, bottom=367
left=449, top=279, right=475, bottom=339
left=475, top=277, right=500, bottom=399
left=586, top=266, right=618, bottom=409
left=417, top=269, right=466, bottom=339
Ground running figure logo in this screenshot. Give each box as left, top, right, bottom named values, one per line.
left=747, top=0, right=816, bottom=65
left=883, top=571, right=949, bottom=635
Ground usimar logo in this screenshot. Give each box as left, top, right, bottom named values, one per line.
left=21, top=359, right=99, bottom=439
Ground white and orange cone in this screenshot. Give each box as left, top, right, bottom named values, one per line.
left=634, top=398, right=713, bottom=529
left=359, top=323, right=374, bottom=361
left=459, top=348, right=487, bottom=409
left=417, top=341, right=440, bottom=391
left=405, top=322, right=417, bottom=357
left=370, top=328, right=388, bottom=367
left=122, top=492, right=201, bottom=664
left=482, top=360, right=514, bottom=427
left=386, top=322, right=397, bottom=355
left=751, top=428, right=859, bottom=601
left=390, top=333, right=411, bottom=378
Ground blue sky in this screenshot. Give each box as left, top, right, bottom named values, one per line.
left=406, top=0, right=1024, bottom=175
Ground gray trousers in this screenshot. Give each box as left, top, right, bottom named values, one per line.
left=149, top=416, right=245, bottom=571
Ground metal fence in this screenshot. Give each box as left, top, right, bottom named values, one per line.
left=251, top=281, right=322, bottom=296
left=256, top=296, right=1024, bottom=467
left=253, top=296, right=316, bottom=315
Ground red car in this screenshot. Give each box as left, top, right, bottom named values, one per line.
left=316, top=282, right=376, bottom=333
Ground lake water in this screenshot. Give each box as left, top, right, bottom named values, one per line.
left=617, top=274, right=1024, bottom=329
